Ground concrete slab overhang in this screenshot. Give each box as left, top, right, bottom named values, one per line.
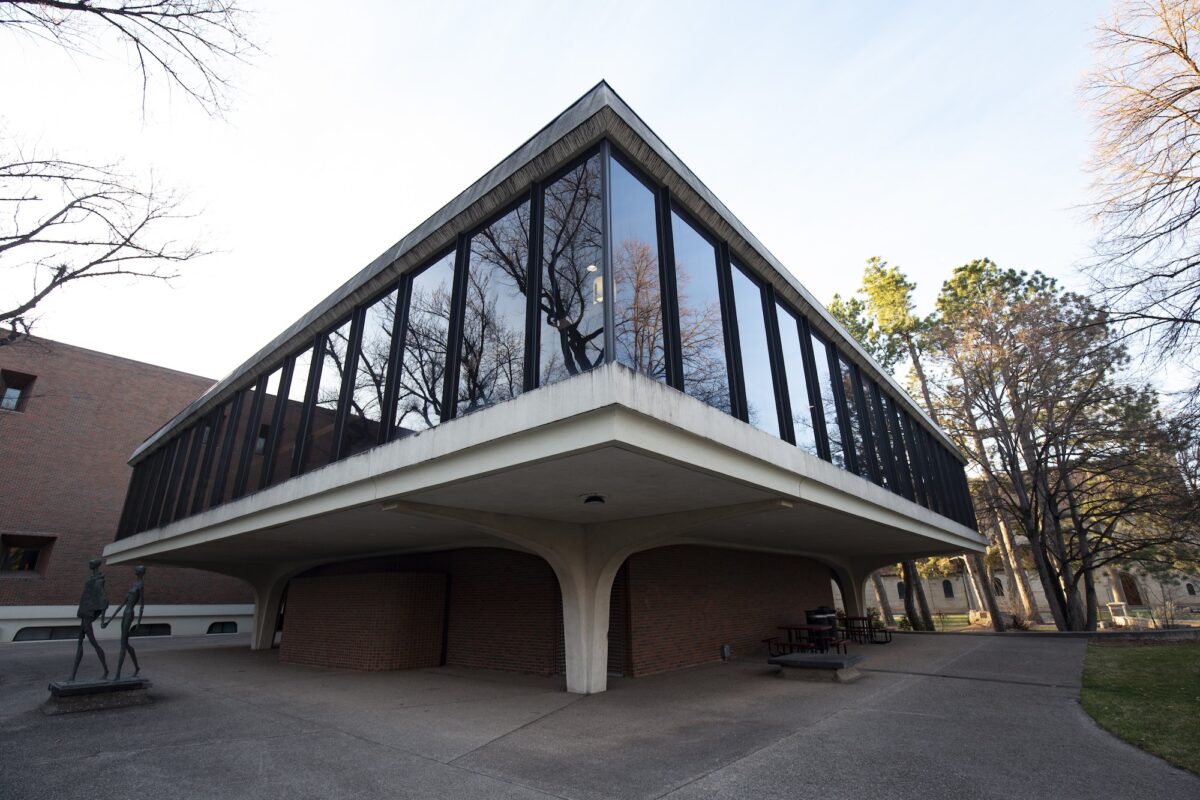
left=104, top=365, right=985, bottom=575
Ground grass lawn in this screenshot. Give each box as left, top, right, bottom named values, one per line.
left=1081, top=641, right=1200, bottom=775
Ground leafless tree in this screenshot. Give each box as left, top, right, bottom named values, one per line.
left=0, top=152, right=199, bottom=344
left=0, top=0, right=254, bottom=345
left=0, top=0, right=253, bottom=115
left=1085, top=0, right=1200, bottom=383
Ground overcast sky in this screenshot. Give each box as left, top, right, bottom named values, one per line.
left=2, top=0, right=1110, bottom=382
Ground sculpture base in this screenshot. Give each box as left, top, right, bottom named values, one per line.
left=43, top=677, right=152, bottom=715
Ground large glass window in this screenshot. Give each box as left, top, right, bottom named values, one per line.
left=865, top=380, right=893, bottom=490
left=395, top=251, right=455, bottom=435
left=539, top=155, right=605, bottom=386
left=197, top=402, right=232, bottom=511
left=671, top=209, right=730, bottom=413
left=838, top=356, right=871, bottom=479
left=885, top=394, right=914, bottom=501
left=243, top=366, right=284, bottom=494
left=343, top=289, right=399, bottom=457
left=214, top=390, right=249, bottom=504
left=458, top=201, right=530, bottom=416
left=303, top=320, right=353, bottom=472
left=775, top=304, right=818, bottom=454
left=730, top=263, right=777, bottom=435
left=611, top=156, right=666, bottom=381
left=269, top=347, right=313, bottom=487
left=811, top=334, right=844, bottom=468
left=174, top=417, right=210, bottom=520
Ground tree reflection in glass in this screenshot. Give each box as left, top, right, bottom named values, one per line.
left=394, top=251, right=455, bottom=435
left=811, top=333, right=845, bottom=469
left=730, top=263, right=778, bottom=435
left=539, top=156, right=605, bottom=386
left=775, top=303, right=819, bottom=454
left=838, top=355, right=871, bottom=479
left=611, top=157, right=666, bottom=380
left=458, top=201, right=530, bottom=415
left=303, top=320, right=353, bottom=472
left=342, top=287, right=399, bottom=457
left=671, top=210, right=730, bottom=413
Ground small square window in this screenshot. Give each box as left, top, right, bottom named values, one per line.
left=0, top=370, right=36, bottom=412
left=0, top=534, right=55, bottom=574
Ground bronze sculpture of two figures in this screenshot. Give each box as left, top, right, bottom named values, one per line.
left=70, top=559, right=146, bottom=682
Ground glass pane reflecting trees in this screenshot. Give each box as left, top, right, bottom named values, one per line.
left=671, top=210, right=730, bottom=413
left=343, top=288, right=399, bottom=456
left=730, top=263, right=777, bottom=434
left=540, top=156, right=604, bottom=386
left=811, top=334, right=844, bottom=468
left=303, top=320, right=353, bottom=472
left=118, top=143, right=980, bottom=538
left=611, top=158, right=666, bottom=381
left=775, top=304, right=818, bottom=454
left=395, top=251, right=455, bottom=434
left=458, top=202, right=530, bottom=415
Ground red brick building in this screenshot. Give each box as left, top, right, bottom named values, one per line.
left=0, top=336, right=252, bottom=642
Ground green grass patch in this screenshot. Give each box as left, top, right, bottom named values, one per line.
left=1081, top=641, right=1200, bottom=774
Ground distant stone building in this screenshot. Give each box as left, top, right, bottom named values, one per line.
left=0, top=337, right=252, bottom=642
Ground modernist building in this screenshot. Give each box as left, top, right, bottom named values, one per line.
left=0, top=337, right=252, bottom=643
left=104, top=83, right=985, bottom=693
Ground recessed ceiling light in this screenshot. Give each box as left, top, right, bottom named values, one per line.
left=586, top=264, right=598, bottom=273
left=581, top=493, right=607, bottom=504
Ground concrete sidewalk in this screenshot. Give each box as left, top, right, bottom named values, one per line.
left=1, top=633, right=1196, bottom=799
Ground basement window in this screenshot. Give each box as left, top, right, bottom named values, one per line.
left=0, top=534, right=55, bottom=574
left=130, top=623, right=171, bottom=637
left=207, top=621, right=238, bottom=634
left=0, top=370, right=35, bottom=412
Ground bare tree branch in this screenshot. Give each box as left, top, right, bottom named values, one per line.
left=0, top=0, right=255, bottom=116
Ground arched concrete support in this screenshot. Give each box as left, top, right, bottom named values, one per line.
left=384, top=498, right=793, bottom=694
left=225, top=564, right=308, bottom=651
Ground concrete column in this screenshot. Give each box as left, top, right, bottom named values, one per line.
left=551, top=549, right=618, bottom=695
left=247, top=568, right=294, bottom=651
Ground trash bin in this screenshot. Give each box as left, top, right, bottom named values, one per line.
left=806, top=606, right=838, bottom=650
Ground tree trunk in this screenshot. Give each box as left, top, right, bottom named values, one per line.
left=900, top=561, right=927, bottom=630
left=909, top=562, right=935, bottom=630
left=905, top=334, right=938, bottom=422
left=870, top=571, right=896, bottom=624
left=995, top=513, right=1044, bottom=624
left=967, top=552, right=1005, bottom=631
left=959, top=556, right=981, bottom=611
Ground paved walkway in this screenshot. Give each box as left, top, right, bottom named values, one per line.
left=1, top=633, right=1196, bottom=799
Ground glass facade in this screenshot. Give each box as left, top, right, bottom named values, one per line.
left=117, top=142, right=976, bottom=539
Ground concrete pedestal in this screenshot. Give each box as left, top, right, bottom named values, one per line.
left=44, top=677, right=153, bottom=715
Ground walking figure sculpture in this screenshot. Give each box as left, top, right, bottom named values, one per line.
left=69, top=559, right=110, bottom=681
left=103, top=565, right=146, bottom=680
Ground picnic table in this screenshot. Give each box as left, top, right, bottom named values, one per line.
left=775, top=623, right=848, bottom=655
left=842, top=615, right=893, bottom=644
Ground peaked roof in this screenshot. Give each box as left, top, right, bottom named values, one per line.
left=133, top=81, right=962, bottom=462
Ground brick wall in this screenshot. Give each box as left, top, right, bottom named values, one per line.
left=0, top=336, right=251, bottom=607
left=623, top=545, right=833, bottom=677
left=280, top=573, right=446, bottom=671
left=293, top=548, right=563, bottom=676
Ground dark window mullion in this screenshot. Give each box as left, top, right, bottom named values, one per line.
left=385, top=277, right=414, bottom=442
left=291, top=334, right=324, bottom=477
left=158, top=428, right=193, bottom=527
left=850, top=366, right=881, bottom=484
left=260, top=357, right=295, bottom=487
left=798, top=316, right=831, bottom=462
left=233, top=374, right=269, bottom=498
left=657, top=186, right=683, bottom=389
left=716, top=241, right=744, bottom=421
left=900, top=412, right=928, bottom=507
left=870, top=383, right=900, bottom=491
left=328, top=307, right=366, bottom=464
left=192, top=409, right=225, bottom=515
left=208, top=391, right=245, bottom=509
left=118, top=460, right=151, bottom=538
left=135, top=449, right=166, bottom=533
left=173, top=420, right=206, bottom=520
left=762, top=285, right=795, bottom=445
left=888, top=399, right=916, bottom=502
left=523, top=184, right=543, bottom=392
left=600, top=139, right=616, bottom=364
left=827, top=345, right=857, bottom=475
left=440, top=233, right=470, bottom=422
